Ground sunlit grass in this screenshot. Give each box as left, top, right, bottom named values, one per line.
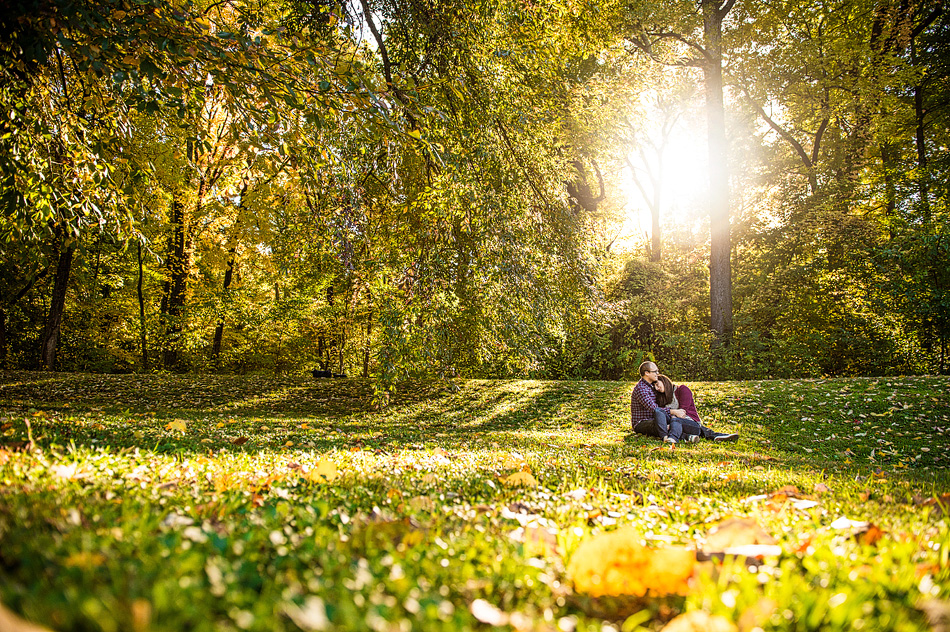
left=1, top=372, right=949, bottom=631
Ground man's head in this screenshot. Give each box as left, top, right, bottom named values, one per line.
left=638, top=361, right=659, bottom=384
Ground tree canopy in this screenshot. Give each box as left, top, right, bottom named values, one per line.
left=1, top=0, right=947, bottom=382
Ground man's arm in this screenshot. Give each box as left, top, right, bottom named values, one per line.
left=633, top=382, right=665, bottom=414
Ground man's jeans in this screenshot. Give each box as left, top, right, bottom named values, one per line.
left=635, top=409, right=707, bottom=441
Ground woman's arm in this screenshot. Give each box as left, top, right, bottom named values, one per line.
left=674, top=385, right=701, bottom=423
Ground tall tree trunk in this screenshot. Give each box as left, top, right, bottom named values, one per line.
left=162, top=196, right=189, bottom=370
left=363, top=317, right=372, bottom=378
left=0, top=308, right=6, bottom=369
left=212, top=183, right=248, bottom=366
left=880, top=141, right=897, bottom=241
left=211, top=246, right=236, bottom=364
left=41, top=239, right=76, bottom=370
left=703, top=0, right=735, bottom=344
left=137, top=241, right=149, bottom=371
left=912, top=44, right=931, bottom=224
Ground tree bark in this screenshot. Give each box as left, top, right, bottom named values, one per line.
left=212, top=244, right=236, bottom=363
left=0, top=308, right=6, bottom=369
left=40, top=239, right=76, bottom=370
left=137, top=241, right=149, bottom=371
left=161, top=196, right=189, bottom=370
left=703, top=0, right=735, bottom=344
left=912, top=42, right=931, bottom=224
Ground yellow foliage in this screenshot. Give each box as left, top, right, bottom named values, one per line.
left=309, top=458, right=337, bottom=483
left=502, top=471, right=538, bottom=488
left=567, top=528, right=695, bottom=597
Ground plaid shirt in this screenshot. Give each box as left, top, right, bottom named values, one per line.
left=630, top=379, right=668, bottom=425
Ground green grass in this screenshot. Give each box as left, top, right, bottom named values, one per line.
left=1, top=371, right=949, bottom=631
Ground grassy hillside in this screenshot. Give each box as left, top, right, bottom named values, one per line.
left=1, top=372, right=948, bottom=631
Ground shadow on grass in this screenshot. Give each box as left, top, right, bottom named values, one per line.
left=0, top=372, right=629, bottom=454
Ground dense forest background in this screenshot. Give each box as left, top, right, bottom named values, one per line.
left=1, top=0, right=947, bottom=387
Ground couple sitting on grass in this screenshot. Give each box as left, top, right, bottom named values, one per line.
left=631, top=360, right=739, bottom=446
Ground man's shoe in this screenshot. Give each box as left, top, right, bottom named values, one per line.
left=685, top=434, right=701, bottom=443
left=714, top=433, right=739, bottom=442
left=663, top=436, right=676, bottom=445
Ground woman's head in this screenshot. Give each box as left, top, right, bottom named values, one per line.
left=653, top=374, right=675, bottom=407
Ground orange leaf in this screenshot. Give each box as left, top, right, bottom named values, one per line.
left=855, top=524, right=887, bottom=547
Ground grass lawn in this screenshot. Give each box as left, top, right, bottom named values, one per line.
left=1, top=371, right=949, bottom=631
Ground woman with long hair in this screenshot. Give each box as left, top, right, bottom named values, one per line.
left=653, top=375, right=739, bottom=442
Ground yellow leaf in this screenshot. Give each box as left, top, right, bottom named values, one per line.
left=567, top=528, right=694, bottom=597
left=407, top=130, right=422, bottom=139
left=409, top=495, right=434, bottom=511
left=0, top=601, right=56, bottom=632
left=284, top=441, right=294, bottom=447
left=310, top=458, right=337, bottom=483
left=166, top=421, right=186, bottom=433
left=502, top=471, right=538, bottom=488
left=216, top=422, right=225, bottom=429
left=64, top=552, right=106, bottom=569
left=663, top=611, right=737, bottom=632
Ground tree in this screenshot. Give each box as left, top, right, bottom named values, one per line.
left=625, top=0, right=737, bottom=343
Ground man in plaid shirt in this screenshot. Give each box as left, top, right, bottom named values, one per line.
left=630, top=360, right=701, bottom=445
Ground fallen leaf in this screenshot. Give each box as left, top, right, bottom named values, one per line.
left=737, top=598, right=778, bottom=632
left=283, top=596, right=329, bottom=631
left=231, top=437, right=249, bottom=446
left=470, top=599, right=508, bottom=626
left=567, top=528, right=695, bottom=597
left=309, top=458, right=337, bottom=483
left=503, top=471, right=538, bottom=488
left=854, top=523, right=887, bottom=547
left=409, top=495, right=434, bottom=511
left=0, top=602, right=55, bottom=632
left=509, top=525, right=560, bottom=557
left=166, top=420, right=187, bottom=433
left=830, top=517, right=869, bottom=530
left=63, top=551, right=106, bottom=569
left=703, top=517, right=777, bottom=554
left=662, top=611, right=736, bottom=632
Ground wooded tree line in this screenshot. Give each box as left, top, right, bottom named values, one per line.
left=1, top=0, right=947, bottom=386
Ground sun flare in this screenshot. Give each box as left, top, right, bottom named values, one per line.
left=619, top=127, right=709, bottom=244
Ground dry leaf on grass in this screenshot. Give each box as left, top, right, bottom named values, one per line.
left=470, top=599, right=508, bottom=626
left=307, top=458, right=337, bottom=483
left=661, top=611, right=737, bottom=632
left=703, top=517, right=776, bottom=551
left=567, top=528, right=695, bottom=597
left=503, top=471, right=538, bottom=488
left=0, top=602, right=54, bottom=632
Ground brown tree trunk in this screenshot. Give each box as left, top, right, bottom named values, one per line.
left=0, top=308, right=6, bottom=369
left=161, top=196, right=189, bottom=370
left=137, top=241, right=149, bottom=371
left=703, top=0, right=735, bottom=344
left=912, top=43, right=931, bottom=224
left=363, top=318, right=372, bottom=378
left=41, top=239, right=76, bottom=370
left=211, top=245, right=236, bottom=363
